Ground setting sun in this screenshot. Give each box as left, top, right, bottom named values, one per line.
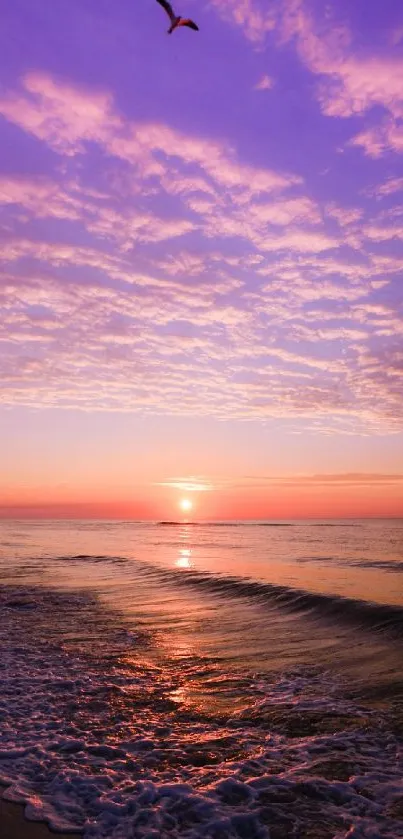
left=179, top=498, right=193, bottom=513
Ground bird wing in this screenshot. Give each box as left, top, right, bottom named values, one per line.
left=180, top=18, right=199, bottom=30
left=156, top=0, right=176, bottom=23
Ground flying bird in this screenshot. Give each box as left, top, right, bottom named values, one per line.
left=156, top=0, right=199, bottom=34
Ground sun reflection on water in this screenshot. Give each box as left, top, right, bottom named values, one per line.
left=176, top=548, right=193, bottom=569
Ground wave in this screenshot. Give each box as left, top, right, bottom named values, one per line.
left=59, top=554, right=128, bottom=565
left=2, top=583, right=402, bottom=839
left=135, top=563, right=403, bottom=639
left=295, top=556, right=403, bottom=572
left=310, top=523, right=360, bottom=527
left=53, top=554, right=403, bottom=638
left=348, top=559, right=403, bottom=572
left=157, top=521, right=295, bottom=527
left=156, top=521, right=362, bottom=528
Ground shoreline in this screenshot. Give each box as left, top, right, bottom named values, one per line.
left=0, top=797, right=82, bottom=839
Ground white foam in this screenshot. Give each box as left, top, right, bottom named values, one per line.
left=1, top=587, right=402, bottom=838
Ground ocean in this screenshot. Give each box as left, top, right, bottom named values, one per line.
left=0, top=519, right=402, bottom=837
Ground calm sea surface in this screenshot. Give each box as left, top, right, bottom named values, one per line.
left=1, top=519, right=402, bottom=837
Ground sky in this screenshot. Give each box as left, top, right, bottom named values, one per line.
left=0, top=0, right=403, bottom=519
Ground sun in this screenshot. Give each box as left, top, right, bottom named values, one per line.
left=179, top=498, right=193, bottom=513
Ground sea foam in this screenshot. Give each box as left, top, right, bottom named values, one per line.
left=1, top=586, right=402, bottom=838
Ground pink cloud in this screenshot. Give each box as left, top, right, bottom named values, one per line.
left=376, top=176, right=403, bottom=197
left=0, top=73, right=301, bottom=218
left=279, top=0, right=403, bottom=156
left=260, top=229, right=337, bottom=253
left=254, top=74, right=274, bottom=91
left=325, top=204, right=363, bottom=226
left=0, top=70, right=402, bottom=433
left=0, top=72, right=120, bottom=155
left=317, top=58, right=403, bottom=121
left=0, top=173, right=194, bottom=248
left=363, top=224, right=403, bottom=243
left=0, top=74, right=310, bottom=254
left=209, top=0, right=276, bottom=44
left=0, top=175, right=83, bottom=221
left=249, top=197, right=320, bottom=226
left=350, top=120, right=403, bottom=158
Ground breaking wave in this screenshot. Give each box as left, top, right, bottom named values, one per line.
left=132, top=563, right=403, bottom=639
left=52, top=553, right=403, bottom=640
left=156, top=521, right=360, bottom=528
left=1, top=585, right=402, bottom=839
left=157, top=522, right=294, bottom=527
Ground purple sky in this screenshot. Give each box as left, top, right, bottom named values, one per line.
left=1, top=0, right=403, bottom=515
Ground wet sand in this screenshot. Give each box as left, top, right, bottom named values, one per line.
left=0, top=798, right=81, bottom=839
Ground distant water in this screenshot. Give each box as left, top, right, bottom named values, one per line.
left=1, top=519, right=402, bottom=837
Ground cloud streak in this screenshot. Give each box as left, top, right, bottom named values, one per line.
left=0, top=46, right=402, bottom=434
left=281, top=0, right=403, bottom=156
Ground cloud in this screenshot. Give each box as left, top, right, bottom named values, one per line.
left=254, top=74, right=274, bottom=91
left=0, top=72, right=308, bottom=256
left=307, top=473, right=403, bottom=484
left=0, top=72, right=402, bottom=433
left=154, top=477, right=214, bottom=492
left=153, top=472, right=403, bottom=494
left=0, top=72, right=343, bottom=267
left=375, top=177, right=403, bottom=197
left=279, top=0, right=403, bottom=156
left=0, top=175, right=81, bottom=221
left=233, top=472, right=403, bottom=487
left=250, top=196, right=320, bottom=225
left=0, top=72, right=120, bottom=155
left=391, top=25, right=403, bottom=46
left=0, top=175, right=195, bottom=248
left=209, top=0, right=276, bottom=44
left=363, top=224, right=403, bottom=243
left=349, top=121, right=403, bottom=158
left=325, top=204, right=363, bottom=226
left=0, top=72, right=299, bottom=199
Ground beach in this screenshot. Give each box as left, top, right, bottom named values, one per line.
left=1, top=519, right=402, bottom=837
left=0, top=799, right=80, bottom=839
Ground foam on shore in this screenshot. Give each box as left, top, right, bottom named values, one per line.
left=1, top=585, right=403, bottom=838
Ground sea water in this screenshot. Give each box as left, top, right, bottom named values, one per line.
left=0, top=519, right=402, bottom=837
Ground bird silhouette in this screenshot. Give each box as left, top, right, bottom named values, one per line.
left=156, top=0, right=199, bottom=34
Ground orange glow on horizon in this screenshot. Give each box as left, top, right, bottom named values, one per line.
left=0, top=475, right=402, bottom=519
